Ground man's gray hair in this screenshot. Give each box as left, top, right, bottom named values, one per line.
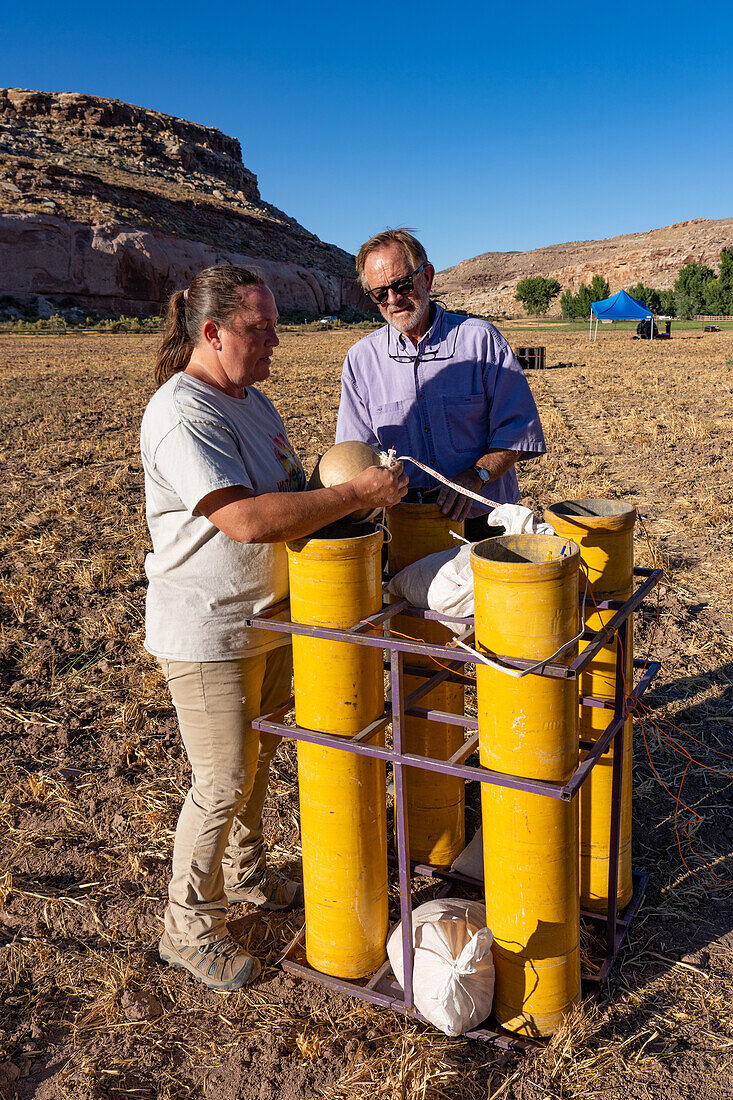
left=355, top=229, right=428, bottom=291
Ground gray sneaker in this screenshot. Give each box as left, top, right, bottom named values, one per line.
left=159, top=931, right=261, bottom=990
left=225, top=866, right=304, bottom=911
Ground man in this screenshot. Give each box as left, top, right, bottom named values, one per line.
left=335, top=229, right=546, bottom=539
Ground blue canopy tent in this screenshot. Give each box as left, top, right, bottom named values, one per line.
left=590, top=289, right=653, bottom=340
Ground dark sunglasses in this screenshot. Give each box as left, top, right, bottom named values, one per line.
left=366, top=263, right=426, bottom=306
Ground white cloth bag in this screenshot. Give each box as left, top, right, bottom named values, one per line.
left=387, top=899, right=495, bottom=1036
left=387, top=543, right=474, bottom=624
left=386, top=505, right=555, bottom=624
left=450, top=828, right=485, bottom=880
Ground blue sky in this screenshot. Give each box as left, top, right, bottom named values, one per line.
left=3, top=0, right=732, bottom=271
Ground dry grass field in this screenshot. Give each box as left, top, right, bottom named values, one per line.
left=1, top=325, right=732, bottom=1100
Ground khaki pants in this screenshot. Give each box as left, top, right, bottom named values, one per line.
left=159, top=646, right=292, bottom=946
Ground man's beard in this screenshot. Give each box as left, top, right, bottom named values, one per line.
left=384, top=295, right=430, bottom=336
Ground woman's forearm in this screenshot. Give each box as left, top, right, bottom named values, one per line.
left=198, top=484, right=364, bottom=543
left=198, top=463, right=407, bottom=543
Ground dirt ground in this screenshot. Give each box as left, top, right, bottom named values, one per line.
left=0, top=324, right=732, bottom=1099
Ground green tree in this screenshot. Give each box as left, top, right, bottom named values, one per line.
left=675, top=291, right=697, bottom=320
left=559, top=277, right=614, bottom=320
left=560, top=289, right=576, bottom=319
left=703, top=277, right=724, bottom=315
left=590, top=274, right=611, bottom=302
left=575, top=283, right=593, bottom=318
left=674, top=262, right=717, bottom=317
left=718, top=249, right=733, bottom=313
left=659, top=290, right=676, bottom=317
left=560, top=282, right=594, bottom=319
left=514, top=275, right=561, bottom=315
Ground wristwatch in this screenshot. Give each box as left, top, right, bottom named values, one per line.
left=473, top=465, right=491, bottom=484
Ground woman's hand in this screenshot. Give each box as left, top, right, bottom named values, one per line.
left=349, top=462, right=409, bottom=510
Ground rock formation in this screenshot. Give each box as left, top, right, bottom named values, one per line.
left=434, top=218, right=733, bottom=316
left=0, top=88, right=371, bottom=317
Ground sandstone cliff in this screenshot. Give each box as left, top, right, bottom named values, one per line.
left=0, top=88, right=370, bottom=317
left=433, top=218, right=733, bottom=316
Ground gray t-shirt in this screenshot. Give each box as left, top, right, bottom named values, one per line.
left=140, top=372, right=305, bottom=661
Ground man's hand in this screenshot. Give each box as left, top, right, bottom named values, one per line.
left=436, top=467, right=482, bottom=522
left=436, top=450, right=522, bottom=522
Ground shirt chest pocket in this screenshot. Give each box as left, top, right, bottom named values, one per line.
left=372, top=399, right=414, bottom=456
left=443, top=394, right=489, bottom=456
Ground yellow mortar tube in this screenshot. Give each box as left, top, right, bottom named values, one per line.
left=472, top=534, right=581, bottom=1036
left=387, top=503, right=465, bottom=866
left=287, top=523, right=387, bottom=979
left=544, top=500, right=636, bottom=912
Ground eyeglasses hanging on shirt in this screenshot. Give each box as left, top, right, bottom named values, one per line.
left=386, top=305, right=460, bottom=364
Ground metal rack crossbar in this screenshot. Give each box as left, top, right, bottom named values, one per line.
left=249, top=566, right=662, bottom=1047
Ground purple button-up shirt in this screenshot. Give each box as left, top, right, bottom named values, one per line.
left=335, top=305, right=546, bottom=512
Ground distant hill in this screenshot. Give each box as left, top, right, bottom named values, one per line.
left=0, top=88, right=371, bottom=318
left=433, top=219, right=733, bottom=316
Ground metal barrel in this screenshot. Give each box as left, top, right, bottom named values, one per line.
left=387, top=503, right=466, bottom=867
left=472, top=534, right=581, bottom=1036
left=287, top=523, right=388, bottom=978
left=515, top=346, right=546, bottom=370
left=544, top=500, right=636, bottom=912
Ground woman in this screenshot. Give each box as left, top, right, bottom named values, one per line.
left=141, top=265, right=406, bottom=991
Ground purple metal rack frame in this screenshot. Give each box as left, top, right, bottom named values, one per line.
left=248, top=566, right=662, bottom=1049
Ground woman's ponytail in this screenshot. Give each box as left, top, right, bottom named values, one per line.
left=154, top=290, right=192, bottom=388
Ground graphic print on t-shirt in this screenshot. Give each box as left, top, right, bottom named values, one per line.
left=270, top=430, right=306, bottom=493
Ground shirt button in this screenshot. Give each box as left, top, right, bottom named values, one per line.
left=419, top=395, right=425, bottom=400
left=424, top=427, right=428, bottom=433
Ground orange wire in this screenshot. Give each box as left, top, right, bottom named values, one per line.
left=639, top=707, right=733, bottom=884
left=638, top=720, right=703, bottom=820
left=635, top=698, right=733, bottom=767
left=652, top=727, right=733, bottom=779
left=672, top=760, right=708, bottom=883
left=384, top=626, right=476, bottom=683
